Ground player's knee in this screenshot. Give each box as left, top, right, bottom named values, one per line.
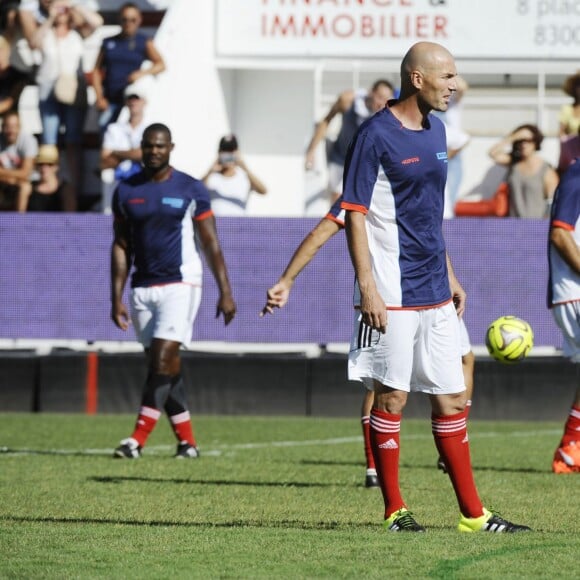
left=373, top=385, right=407, bottom=414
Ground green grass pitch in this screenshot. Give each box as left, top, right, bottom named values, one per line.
left=0, top=413, right=578, bottom=578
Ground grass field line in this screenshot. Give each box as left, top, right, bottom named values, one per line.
left=0, top=428, right=561, bottom=457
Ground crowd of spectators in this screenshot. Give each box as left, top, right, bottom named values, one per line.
left=0, top=2, right=577, bottom=216
left=0, top=0, right=164, bottom=212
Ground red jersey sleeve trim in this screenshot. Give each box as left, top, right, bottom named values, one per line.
left=552, top=219, right=574, bottom=231
left=325, top=214, right=345, bottom=228
left=194, top=209, right=214, bottom=221
left=341, top=201, right=368, bottom=215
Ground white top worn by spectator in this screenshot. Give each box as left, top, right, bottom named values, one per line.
left=202, top=134, right=267, bottom=217
left=35, top=27, right=84, bottom=100
left=100, top=83, right=148, bottom=213
left=0, top=130, right=38, bottom=169
left=205, top=167, right=252, bottom=216
left=103, top=118, right=147, bottom=177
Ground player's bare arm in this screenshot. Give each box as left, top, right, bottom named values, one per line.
left=110, top=219, right=131, bottom=331
left=345, top=210, right=387, bottom=333
left=261, top=218, right=340, bottom=316
left=446, top=252, right=466, bottom=317
left=196, top=215, right=236, bottom=325
left=305, top=90, right=354, bottom=168
left=551, top=226, right=580, bottom=273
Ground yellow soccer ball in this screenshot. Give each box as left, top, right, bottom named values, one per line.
left=485, top=316, right=534, bottom=364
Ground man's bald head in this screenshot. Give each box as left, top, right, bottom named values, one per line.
left=400, top=42, right=455, bottom=93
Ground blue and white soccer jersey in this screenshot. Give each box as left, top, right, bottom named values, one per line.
left=548, top=160, right=580, bottom=361
left=113, top=168, right=213, bottom=347
left=341, top=106, right=450, bottom=309
left=341, top=106, right=464, bottom=394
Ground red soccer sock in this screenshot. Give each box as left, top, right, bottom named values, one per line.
left=361, top=415, right=376, bottom=471
left=432, top=409, right=484, bottom=519
left=169, top=410, right=197, bottom=446
left=370, top=408, right=405, bottom=518
left=560, top=404, right=580, bottom=447
left=130, top=406, right=161, bottom=447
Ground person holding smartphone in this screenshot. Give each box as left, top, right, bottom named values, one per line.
left=202, top=134, right=267, bottom=216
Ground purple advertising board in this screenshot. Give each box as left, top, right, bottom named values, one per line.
left=0, top=214, right=562, bottom=348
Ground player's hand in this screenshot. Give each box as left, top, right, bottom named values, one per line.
left=359, top=289, right=387, bottom=333
left=111, top=302, right=130, bottom=331
left=260, top=282, right=291, bottom=317
left=217, top=294, right=236, bottom=325
left=304, top=151, right=315, bottom=171
left=451, top=281, right=466, bottom=318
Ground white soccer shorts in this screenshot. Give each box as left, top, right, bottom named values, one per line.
left=459, top=317, right=471, bottom=357
left=130, top=283, right=202, bottom=348
left=348, top=301, right=465, bottom=395
left=552, top=301, right=580, bottom=363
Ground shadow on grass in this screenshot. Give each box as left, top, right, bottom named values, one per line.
left=300, top=459, right=363, bottom=467
left=89, top=475, right=338, bottom=488
left=299, top=458, right=548, bottom=475
left=0, top=447, right=111, bottom=457
left=0, top=514, right=378, bottom=531
left=399, top=463, right=548, bottom=475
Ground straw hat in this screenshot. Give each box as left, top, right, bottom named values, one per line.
left=563, top=71, right=580, bottom=97
left=36, top=144, right=59, bottom=165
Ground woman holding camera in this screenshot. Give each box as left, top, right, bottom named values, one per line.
left=488, top=124, right=559, bottom=218
left=202, top=134, right=267, bottom=216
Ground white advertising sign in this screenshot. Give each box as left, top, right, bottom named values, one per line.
left=216, top=0, right=580, bottom=59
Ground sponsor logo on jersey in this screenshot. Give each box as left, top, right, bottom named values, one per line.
left=401, top=156, right=420, bottom=165
left=162, top=197, right=184, bottom=208
left=128, top=198, right=145, bottom=204
left=436, top=151, right=448, bottom=161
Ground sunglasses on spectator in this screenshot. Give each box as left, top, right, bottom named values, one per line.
left=121, top=17, right=139, bottom=23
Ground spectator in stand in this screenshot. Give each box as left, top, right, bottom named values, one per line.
left=27, top=0, right=87, bottom=211
left=91, top=2, right=165, bottom=135
left=488, top=124, right=559, bottom=218
left=202, top=134, right=267, bottom=216
left=100, top=83, right=148, bottom=213
left=557, top=72, right=580, bottom=175
left=18, top=143, right=66, bottom=211
left=1, top=1, right=20, bottom=33
left=0, top=109, right=37, bottom=210
left=304, top=79, right=394, bottom=205
left=559, top=71, right=580, bottom=139
left=16, top=0, right=101, bottom=76
left=19, top=0, right=102, bottom=42
left=558, top=128, right=580, bottom=176
left=0, top=35, right=29, bottom=115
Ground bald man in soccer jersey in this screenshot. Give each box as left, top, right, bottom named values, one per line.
left=261, top=197, right=476, bottom=486
left=111, top=123, right=236, bottom=459
left=341, top=42, right=530, bottom=533
left=547, top=159, right=580, bottom=474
